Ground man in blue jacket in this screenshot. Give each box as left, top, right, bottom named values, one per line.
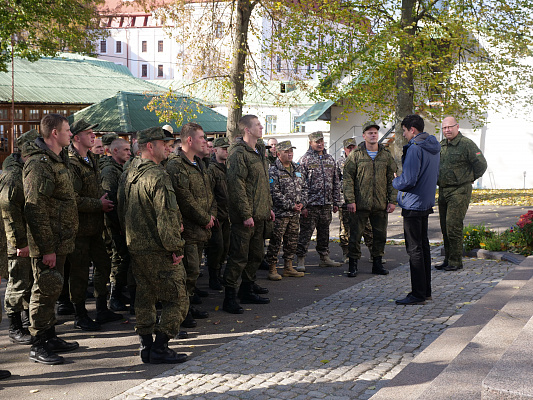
left=393, top=114, right=440, bottom=305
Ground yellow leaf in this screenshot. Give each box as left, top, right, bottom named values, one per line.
left=30, top=389, right=40, bottom=393
left=230, top=328, right=235, bottom=332
left=320, top=360, right=329, bottom=364
left=215, top=306, right=220, bottom=311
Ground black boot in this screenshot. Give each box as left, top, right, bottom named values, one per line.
left=223, top=287, right=244, bottom=314
left=237, top=282, right=269, bottom=298
left=0, top=370, right=11, bottom=380
left=149, top=332, right=187, bottom=364
left=21, top=309, right=30, bottom=330
left=56, top=295, right=75, bottom=315
left=29, top=333, right=64, bottom=365
left=239, top=282, right=270, bottom=304
left=195, top=287, right=208, bottom=298
left=128, top=286, right=136, bottom=315
left=372, top=256, right=389, bottom=275
left=139, top=334, right=153, bottom=363
left=8, top=312, right=31, bottom=345
left=435, top=260, right=448, bottom=270
left=46, top=326, right=79, bottom=352
left=209, top=268, right=222, bottom=290
left=109, top=284, right=128, bottom=311
left=181, top=311, right=197, bottom=328
left=73, top=304, right=101, bottom=331
left=190, top=306, right=208, bottom=319
left=347, top=258, right=358, bottom=278
left=95, top=296, right=123, bottom=324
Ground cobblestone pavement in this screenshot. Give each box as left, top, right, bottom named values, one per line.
left=113, top=250, right=514, bottom=400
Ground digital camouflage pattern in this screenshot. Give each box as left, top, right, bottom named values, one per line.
left=265, top=214, right=299, bottom=263
left=297, top=205, right=333, bottom=257
left=298, top=147, right=340, bottom=207
left=100, top=155, right=124, bottom=232
left=208, top=156, right=229, bottom=222
left=269, top=158, right=307, bottom=219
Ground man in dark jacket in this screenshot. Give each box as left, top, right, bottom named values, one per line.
left=393, top=114, right=440, bottom=305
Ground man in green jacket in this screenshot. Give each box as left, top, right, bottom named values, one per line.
left=437, top=116, right=487, bottom=271
left=343, top=122, right=397, bottom=277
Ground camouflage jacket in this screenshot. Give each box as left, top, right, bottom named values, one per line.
left=208, top=157, right=229, bottom=222
left=227, top=138, right=272, bottom=223
left=23, top=138, right=78, bottom=257
left=298, top=147, right=341, bottom=207
left=119, top=158, right=184, bottom=255
left=165, top=151, right=216, bottom=243
left=438, top=132, right=487, bottom=188
left=343, top=143, right=398, bottom=211
left=68, top=144, right=105, bottom=237
left=117, top=156, right=142, bottom=231
left=0, top=207, right=6, bottom=277
left=269, top=158, right=307, bottom=218
left=267, top=153, right=277, bottom=166
left=100, top=156, right=123, bottom=232
left=0, top=153, right=27, bottom=255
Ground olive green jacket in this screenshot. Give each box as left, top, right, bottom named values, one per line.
left=100, top=156, right=123, bottom=232
left=68, top=144, right=105, bottom=237
left=208, top=157, right=229, bottom=222
left=23, top=138, right=78, bottom=257
left=227, top=138, right=272, bottom=223
left=438, top=132, right=487, bottom=188
left=343, top=143, right=398, bottom=211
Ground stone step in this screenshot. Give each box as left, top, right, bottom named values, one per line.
left=370, top=258, right=533, bottom=400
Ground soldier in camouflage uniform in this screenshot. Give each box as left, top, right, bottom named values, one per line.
left=0, top=129, right=39, bottom=346
left=222, top=115, right=274, bottom=314
left=296, top=131, right=342, bottom=271
left=0, top=190, right=10, bottom=378
left=265, top=140, right=306, bottom=280
left=119, top=127, right=188, bottom=364
left=23, top=113, right=80, bottom=365
left=267, top=138, right=278, bottom=165
left=343, top=122, right=398, bottom=277
left=91, top=137, right=104, bottom=156
left=206, top=137, right=231, bottom=290
left=437, top=116, right=487, bottom=271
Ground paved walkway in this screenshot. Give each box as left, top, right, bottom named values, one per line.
left=113, top=250, right=514, bottom=400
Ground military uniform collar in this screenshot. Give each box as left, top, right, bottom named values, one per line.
left=35, top=137, right=65, bottom=163
left=446, top=132, right=464, bottom=146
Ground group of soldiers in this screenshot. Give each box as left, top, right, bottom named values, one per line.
left=0, top=112, right=486, bottom=378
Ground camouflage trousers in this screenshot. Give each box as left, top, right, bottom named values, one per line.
left=265, top=214, right=299, bottom=264
left=131, top=252, right=188, bottom=337
left=67, top=234, right=112, bottom=306
left=108, top=227, right=134, bottom=289
left=224, top=220, right=267, bottom=289
left=4, top=255, right=33, bottom=314
left=438, top=183, right=472, bottom=267
left=339, top=208, right=373, bottom=255
left=183, top=242, right=205, bottom=297
left=205, top=218, right=230, bottom=278
left=296, top=205, right=332, bottom=258
left=29, top=255, right=67, bottom=336
left=348, top=210, right=388, bottom=260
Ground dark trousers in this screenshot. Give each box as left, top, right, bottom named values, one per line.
left=403, top=209, right=432, bottom=300
left=348, top=210, right=387, bottom=259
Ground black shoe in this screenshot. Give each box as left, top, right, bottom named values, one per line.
left=435, top=261, right=448, bottom=270
left=139, top=334, right=153, bottom=363
left=96, top=309, right=123, bottom=324
left=56, top=301, right=75, bottom=315
left=30, top=337, right=64, bottom=365
left=209, top=278, right=223, bottom=291
left=0, top=370, right=11, bottom=380
left=372, top=256, right=389, bottom=275
left=251, top=283, right=269, bottom=295
left=395, top=294, right=426, bottom=305
left=347, top=258, right=358, bottom=278
left=190, top=293, right=202, bottom=305
left=190, top=307, right=209, bottom=319
left=149, top=332, right=187, bottom=364
left=240, top=292, right=270, bottom=304
left=175, top=331, right=189, bottom=339
left=47, top=336, right=79, bottom=353
left=443, top=264, right=463, bottom=271
left=223, top=287, right=244, bottom=314
left=74, top=315, right=101, bottom=331
left=181, top=311, right=197, bottom=328
left=195, top=287, right=209, bottom=298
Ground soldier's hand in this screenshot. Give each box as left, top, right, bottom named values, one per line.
left=243, top=217, right=255, bottom=228
left=100, top=193, right=114, bottom=212
left=180, top=223, right=184, bottom=232
left=270, top=210, right=275, bottom=222
left=333, top=206, right=339, bottom=213
left=172, top=253, right=184, bottom=265
left=42, top=253, right=57, bottom=268
left=347, top=203, right=356, bottom=213
left=294, top=203, right=303, bottom=212
left=213, top=218, right=220, bottom=228
left=301, top=209, right=309, bottom=218
left=387, top=203, right=396, bottom=213
left=17, top=246, right=30, bottom=258
left=205, top=215, right=216, bottom=229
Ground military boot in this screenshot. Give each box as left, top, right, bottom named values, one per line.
left=223, top=287, right=244, bottom=314
left=0, top=370, right=11, bottom=380
left=149, top=332, right=187, bottom=364
left=180, top=311, right=197, bottom=328
left=282, top=259, right=304, bottom=277
left=109, top=284, right=128, bottom=311
left=8, top=312, right=31, bottom=345
left=46, top=326, right=79, bottom=353
left=319, top=255, right=342, bottom=267
left=73, top=304, right=101, bottom=331
left=95, top=296, right=123, bottom=324
left=208, top=267, right=223, bottom=290
left=268, top=263, right=282, bottom=281
left=29, top=333, right=64, bottom=365
left=56, top=293, right=75, bottom=315
left=239, top=281, right=270, bottom=304
left=347, top=258, right=358, bottom=278
left=139, top=334, right=153, bottom=363
left=372, top=256, right=389, bottom=275
left=296, top=256, right=306, bottom=272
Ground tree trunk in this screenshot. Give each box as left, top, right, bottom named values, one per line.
left=227, top=0, right=254, bottom=141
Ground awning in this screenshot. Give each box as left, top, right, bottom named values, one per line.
left=295, top=100, right=335, bottom=123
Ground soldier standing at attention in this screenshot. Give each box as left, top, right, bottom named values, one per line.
left=0, top=129, right=39, bottom=346
left=265, top=140, right=306, bottom=280
left=295, top=131, right=342, bottom=271
left=120, top=127, right=188, bottom=364
left=343, top=122, right=397, bottom=277
left=23, top=113, right=80, bottom=365
left=437, top=116, right=487, bottom=271
left=67, top=119, right=122, bottom=331
left=222, top=115, right=274, bottom=314
left=206, top=137, right=231, bottom=290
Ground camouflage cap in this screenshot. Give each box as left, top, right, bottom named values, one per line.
left=277, top=140, right=296, bottom=151
left=70, top=118, right=99, bottom=136
left=16, top=129, right=39, bottom=148
left=101, top=133, right=119, bottom=146
left=137, top=127, right=174, bottom=144
left=343, top=137, right=357, bottom=148
left=363, top=121, right=380, bottom=133
left=213, top=137, right=230, bottom=148
left=308, top=131, right=324, bottom=141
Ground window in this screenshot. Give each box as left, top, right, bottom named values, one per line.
left=215, top=22, right=224, bottom=38
left=157, top=65, right=163, bottom=77
left=141, top=64, right=148, bottom=77
left=14, top=109, right=23, bottom=120
left=42, top=109, right=53, bottom=116
left=116, top=40, right=122, bottom=53
left=29, top=109, right=40, bottom=120
left=158, top=40, right=163, bottom=52
left=293, top=116, right=305, bottom=133
left=100, top=40, right=107, bottom=53
left=57, top=110, right=67, bottom=117
left=142, top=41, right=147, bottom=52
left=276, top=56, right=282, bottom=73
left=0, top=109, right=8, bottom=120
left=266, top=115, right=277, bottom=134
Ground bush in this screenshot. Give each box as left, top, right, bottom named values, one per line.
left=463, top=223, right=492, bottom=252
